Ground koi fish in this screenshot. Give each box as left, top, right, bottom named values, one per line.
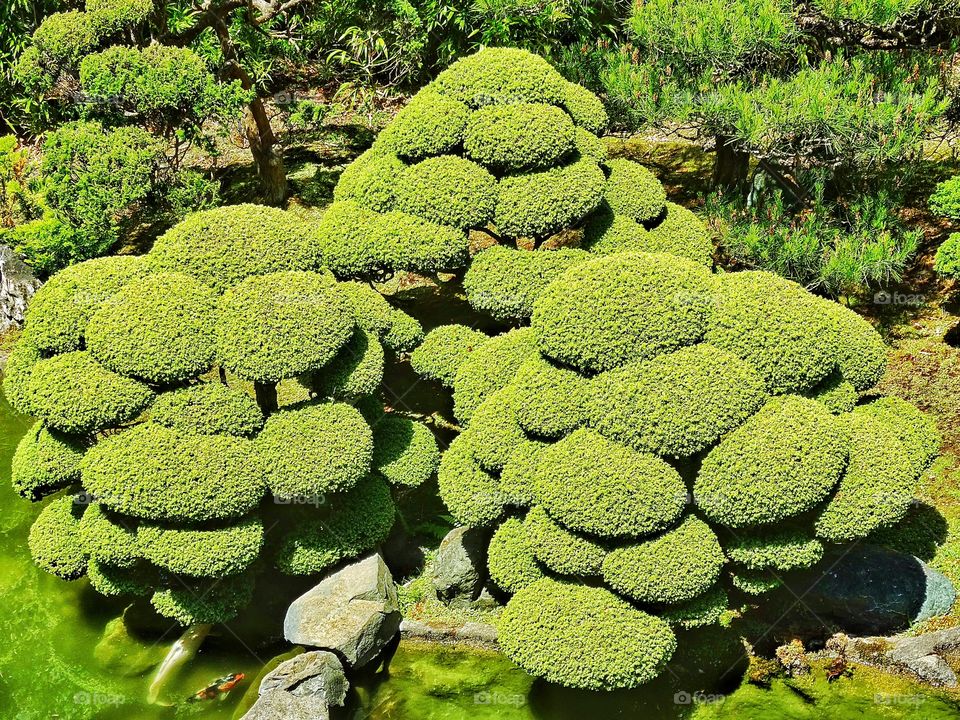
left=186, top=673, right=245, bottom=703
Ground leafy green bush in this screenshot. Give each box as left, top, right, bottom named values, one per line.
left=603, top=158, right=668, bottom=223
left=337, top=280, right=423, bottom=353
left=78, top=503, right=140, bottom=569
left=525, top=505, right=606, bottom=576
left=500, top=440, right=544, bottom=508
left=394, top=155, right=497, bottom=229
left=11, top=422, right=86, bottom=501
left=487, top=516, right=543, bottom=593
left=934, top=233, right=960, bottom=280
left=451, top=327, right=536, bottom=422
left=512, top=353, right=589, bottom=438
left=311, top=327, right=385, bottom=400
left=371, top=416, right=439, bottom=487
left=87, top=560, right=151, bottom=597
left=86, top=0, right=154, bottom=30
left=255, top=402, right=373, bottom=497
left=725, top=530, right=824, bottom=571
left=853, top=397, right=940, bottom=477
left=463, top=103, right=575, bottom=172
left=151, top=574, right=254, bottom=625
left=433, top=47, right=567, bottom=107
left=602, top=515, right=726, bottom=604
left=499, top=577, right=677, bottom=690
left=660, top=585, right=729, bottom=629
left=28, top=496, right=88, bottom=580
left=694, top=396, right=847, bottom=527
left=436, top=433, right=505, bottom=527
left=139, top=515, right=264, bottom=577
left=813, top=0, right=930, bottom=26
left=804, top=372, right=858, bottom=414
left=561, top=80, right=608, bottom=135
left=332, top=149, right=406, bottom=212
left=32, top=11, right=100, bottom=63
left=410, top=324, right=489, bottom=387
left=645, top=202, right=713, bottom=266
left=149, top=383, right=264, bottom=437
left=535, top=428, right=686, bottom=538
left=377, top=89, right=470, bottom=160
left=819, top=298, right=888, bottom=390
left=930, top=175, right=960, bottom=221
left=460, top=387, right=527, bottom=472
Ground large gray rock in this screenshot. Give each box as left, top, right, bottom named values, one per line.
left=284, top=553, right=401, bottom=668
left=431, top=526, right=488, bottom=601
left=790, top=545, right=955, bottom=635
left=259, top=650, right=348, bottom=706
left=882, top=626, right=960, bottom=687
left=0, top=245, right=40, bottom=334
left=242, top=689, right=329, bottom=720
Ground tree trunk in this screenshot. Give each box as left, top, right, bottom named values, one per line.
left=713, top=135, right=750, bottom=195
left=254, top=381, right=278, bottom=414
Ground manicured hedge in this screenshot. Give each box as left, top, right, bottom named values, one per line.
left=589, top=344, right=767, bottom=457
left=461, top=387, right=527, bottom=472
left=148, top=204, right=315, bottom=293
left=28, top=496, right=87, bottom=580
left=216, top=271, right=354, bottom=383
left=25, top=255, right=146, bottom=354
left=151, top=573, right=254, bottom=625
left=694, top=396, right=847, bottom=527
left=433, top=47, right=567, bottom=107
left=78, top=502, right=140, bottom=569
left=814, top=412, right=916, bottom=542
left=725, top=530, right=824, bottom=571
left=499, top=577, right=677, bottom=691
left=512, top=352, right=589, bottom=438
left=525, top=505, right=606, bottom=576
left=275, top=475, right=395, bottom=575
left=581, top=205, right=651, bottom=255
left=451, top=327, right=537, bottom=423
left=23, top=351, right=154, bottom=434
left=660, top=585, right=729, bottom=629
left=574, top=127, right=607, bottom=163
left=2, top=335, right=41, bottom=415
left=730, top=569, right=783, bottom=595
left=11, top=422, right=86, bottom=501
left=33, top=11, right=100, bottom=64
left=463, top=245, right=590, bottom=321
left=385, top=312, right=425, bottom=354
left=332, top=149, right=405, bottom=212
left=499, top=440, right=545, bottom=508
left=534, top=428, right=686, bottom=538
left=371, top=416, right=440, bottom=487
left=602, top=515, right=725, bottom=605
left=487, top=516, right=544, bottom=593
left=934, top=233, right=960, bottom=279
left=463, top=103, right=576, bottom=172
left=86, top=272, right=218, bottom=384
left=645, top=202, right=713, bottom=266
left=87, top=0, right=154, bottom=29
left=394, top=155, right=497, bottom=229
left=494, top=157, right=605, bottom=239
left=81, top=422, right=266, bottom=523
left=532, top=253, right=712, bottom=373
left=706, top=271, right=838, bottom=394
left=149, top=382, right=264, bottom=437
left=313, top=201, right=469, bottom=277
left=561, top=81, right=608, bottom=135
left=312, top=327, right=385, bottom=400
left=803, top=371, right=858, bottom=414
left=139, top=515, right=264, bottom=578
left=603, top=159, right=667, bottom=223
left=818, top=298, right=888, bottom=391
left=376, top=89, right=470, bottom=160
left=436, top=434, right=506, bottom=527
left=337, top=281, right=424, bottom=353
left=256, top=402, right=373, bottom=498
left=410, top=324, right=489, bottom=387
left=853, top=397, right=940, bottom=478
left=87, top=560, right=152, bottom=597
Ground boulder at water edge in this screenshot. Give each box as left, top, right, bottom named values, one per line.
left=431, top=526, right=489, bottom=601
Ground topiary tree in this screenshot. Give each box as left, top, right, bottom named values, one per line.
left=392, top=48, right=940, bottom=691
left=930, top=175, right=960, bottom=280
left=5, top=202, right=440, bottom=627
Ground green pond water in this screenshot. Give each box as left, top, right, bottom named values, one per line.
left=1, top=386, right=959, bottom=720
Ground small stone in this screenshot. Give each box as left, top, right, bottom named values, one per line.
left=242, top=689, right=329, bottom=720
left=431, top=526, right=488, bottom=601
left=259, top=650, right=348, bottom=706
left=0, top=245, right=41, bottom=334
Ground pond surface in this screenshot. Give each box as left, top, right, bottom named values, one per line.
left=0, top=385, right=958, bottom=720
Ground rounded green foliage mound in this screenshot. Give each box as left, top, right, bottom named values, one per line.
left=216, top=271, right=353, bottom=383
left=854, top=397, right=940, bottom=477
left=148, top=205, right=314, bottom=293
left=930, top=175, right=960, bottom=221
left=23, top=351, right=153, bottom=434
left=532, top=253, right=713, bottom=373
left=934, top=233, right=960, bottom=279
left=377, top=89, right=470, bottom=160
left=574, top=127, right=607, bottom=163
left=660, top=585, right=729, bottom=629
left=256, top=402, right=373, bottom=498
left=78, top=503, right=140, bottom=569
left=151, top=574, right=254, bottom=625
left=561, top=81, right=608, bottom=135
left=394, top=155, right=496, bottom=229
left=149, top=382, right=264, bottom=437
left=706, top=271, right=838, bottom=393
left=87, top=560, right=152, bottom=597
left=332, top=149, right=405, bottom=212
left=140, top=515, right=264, bottom=578
left=81, top=422, right=265, bottom=523
left=694, top=396, right=847, bottom=528
left=451, top=327, right=536, bottom=423
left=12, top=422, right=86, bottom=501
left=275, top=475, right=395, bottom=575
left=582, top=205, right=651, bottom=255
left=29, top=496, right=87, bottom=580
left=731, top=569, right=782, bottom=595
left=589, top=344, right=767, bottom=457
left=725, top=531, right=824, bottom=571
left=2, top=335, right=41, bottom=415
left=819, top=299, right=887, bottom=390
left=337, top=281, right=423, bottom=353
left=86, top=272, right=218, bottom=384
left=87, top=0, right=154, bottom=28
left=603, top=159, right=668, bottom=223
left=602, top=515, right=725, bottom=605
left=463, top=103, right=575, bottom=172
left=463, top=245, right=590, bottom=321
left=804, top=372, right=858, bottom=414
left=384, top=312, right=424, bottom=354
left=410, top=324, right=489, bottom=387
left=313, top=327, right=385, bottom=400
left=815, top=412, right=916, bottom=542
left=437, top=434, right=505, bottom=527
left=487, top=516, right=544, bottom=593
left=461, top=387, right=527, bottom=471
left=313, top=201, right=469, bottom=277
left=512, top=353, right=589, bottom=438
left=433, top=47, right=567, bottom=107
left=372, top=416, right=439, bottom=487
left=500, top=440, right=545, bottom=507
left=25, top=255, right=146, bottom=354
left=525, top=505, right=606, bottom=576
left=499, top=577, right=677, bottom=691
left=535, top=428, right=686, bottom=539
left=495, top=157, right=605, bottom=239
left=644, top=203, right=713, bottom=266
left=33, top=11, right=100, bottom=63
